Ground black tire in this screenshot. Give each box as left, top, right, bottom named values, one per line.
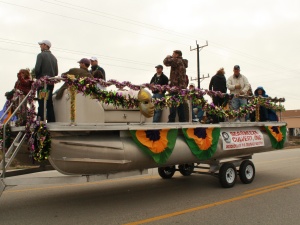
left=239, top=160, right=255, bottom=184
left=219, top=163, right=237, bottom=188
left=178, top=164, right=194, bottom=176
left=158, top=166, right=176, bottom=179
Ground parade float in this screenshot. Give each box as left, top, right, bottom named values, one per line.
left=0, top=76, right=286, bottom=197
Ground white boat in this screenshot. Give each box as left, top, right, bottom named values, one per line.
left=0, top=81, right=287, bottom=194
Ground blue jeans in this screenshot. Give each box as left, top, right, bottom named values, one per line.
left=152, top=93, right=164, bottom=122
left=231, top=97, right=247, bottom=121
left=192, top=106, right=204, bottom=121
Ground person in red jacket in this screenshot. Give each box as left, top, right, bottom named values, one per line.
left=14, top=69, right=33, bottom=95
left=14, top=69, right=33, bottom=125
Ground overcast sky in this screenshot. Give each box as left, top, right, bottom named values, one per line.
left=0, top=0, right=299, bottom=110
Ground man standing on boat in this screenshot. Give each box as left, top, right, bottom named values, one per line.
left=226, top=65, right=250, bottom=122
left=209, top=67, right=227, bottom=123
left=35, top=40, right=58, bottom=122
left=150, top=65, right=169, bottom=122
left=163, top=50, right=188, bottom=122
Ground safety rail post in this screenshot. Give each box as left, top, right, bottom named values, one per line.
left=43, top=81, right=47, bottom=123
left=279, top=102, right=282, bottom=122
left=1, top=91, right=32, bottom=178
left=255, top=103, right=260, bottom=122
left=2, top=123, right=5, bottom=178
left=69, top=85, right=76, bottom=125
left=189, top=99, right=192, bottom=123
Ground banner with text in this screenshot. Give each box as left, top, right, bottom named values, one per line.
left=221, top=129, right=264, bottom=150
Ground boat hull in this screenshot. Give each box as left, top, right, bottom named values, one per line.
left=48, top=122, right=286, bottom=175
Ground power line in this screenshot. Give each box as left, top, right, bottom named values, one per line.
left=0, top=0, right=298, bottom=78
left=0, top=1, right=189, bottom=47
left=0, top=37, right=199, bottom=74
left=42, top=0, right=199, bottom=41
left=39, top=0, right=298, bottom=74
left=0, top=38, right=153, bottom=66
left=0, top=47, right=155, bottom=73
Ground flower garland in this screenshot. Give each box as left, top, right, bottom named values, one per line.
left=0, top=123, right=12, bottom=151
left=8, top=76, right=285, bottom=161
left=28, top=122, right=51, bottom=161
left=30, top=77, right=283, bottom=123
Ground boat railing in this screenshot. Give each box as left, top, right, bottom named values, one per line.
left=1, top=90, right=33, bottom=178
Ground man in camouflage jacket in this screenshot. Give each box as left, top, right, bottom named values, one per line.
left=163, top=50, right=188, bottom=122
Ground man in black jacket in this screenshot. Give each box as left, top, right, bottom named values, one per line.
left=35, top=40, right=58, bottom=122
left=150, top=65, right=168, bottom=122
left=209, top=67, right=227, bottom=123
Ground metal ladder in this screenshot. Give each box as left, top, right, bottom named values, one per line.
left=0, top=131, right=26, bottom=172
left=1, top=91, right=32, bottom=178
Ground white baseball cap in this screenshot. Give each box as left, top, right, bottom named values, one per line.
left=90, top=56, right=98, bottom=61
left=38, top=40, right=51, bottom=48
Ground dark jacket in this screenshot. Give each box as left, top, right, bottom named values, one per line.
left=90, top=65, right=106, bottom=80
left=254, top=86, right=268, bottom=97
left=63, top=68, right=92, bottom=79
left=209, top=73, right=227, bottom=93
left=252, top=86, right=278, bottom=121
left=35, top=50, right=58, bottom=79
left=55, top=68, right=92, bottom=100
left=150, top=72, right=169, bottom=94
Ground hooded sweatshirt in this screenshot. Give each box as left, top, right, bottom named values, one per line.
left=254, top=86, right=268, bottom=97
left=209, top=73, right=227, bottom=93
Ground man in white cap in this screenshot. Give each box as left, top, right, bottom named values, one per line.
left=35, top=40, right=58, bottom=122
left=90, top=56, right=106, bottom=80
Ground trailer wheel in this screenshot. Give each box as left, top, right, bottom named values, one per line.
left=178, top=164, right=194, bottom=176
left=239, top=160, right=255, bottom=184
left=158, top=166, right=176, bottom=179
left=219, top=163, right=237, bottom=188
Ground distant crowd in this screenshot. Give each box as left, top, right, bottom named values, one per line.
left=1, top=40, right=278, bottom=124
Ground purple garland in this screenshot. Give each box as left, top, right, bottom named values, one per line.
left=1, top=76, right=285, bottom=161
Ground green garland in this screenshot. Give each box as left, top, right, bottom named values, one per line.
left=0, top=124, right=12, bottom=151
left=17, top=77, right=286, bottom=161
left=32, top=122, right=51, bottom=161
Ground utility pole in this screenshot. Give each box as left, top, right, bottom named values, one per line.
left=191, top=73, right=210, bottom=84
left=190, top=40, right=208, bottom=88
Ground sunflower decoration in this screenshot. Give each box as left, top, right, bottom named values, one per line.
left=130, top=129, right=178, bottom=164
left=265, top=126, right=286, bottom=149
left=182, top=127, right=220, bottom=160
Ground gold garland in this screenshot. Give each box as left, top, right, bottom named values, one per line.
left=67, top=75, right=76, bottom=125
left=255, top=104, right=260, bottom=122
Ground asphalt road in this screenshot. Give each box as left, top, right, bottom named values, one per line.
left=0, top=148, right=300, bottom=225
